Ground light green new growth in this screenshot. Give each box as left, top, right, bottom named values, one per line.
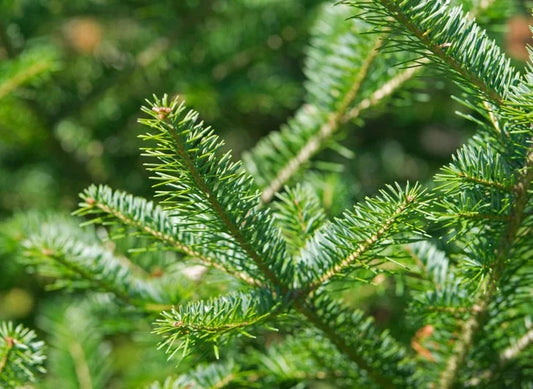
left=0, top=321, right=46, bottom=388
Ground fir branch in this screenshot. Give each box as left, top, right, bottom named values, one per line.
left=296, top=183, right=427, bottom=290
left=0, top=46, right=58, bottom=100
left=150, top=361, right=238, bottom=389
left=436, top=145, right=514, bottom=193
left=294, top=295, right=413, bottom=389
left=39, top=301, right=112, bottom=389
left=247, top=0, right=500, bottom=203
left=259, top=34, right=384, bottom=203
left=154, top=290, right=280, bottom=360
left=22, top=219, right=171, bottom=312
left=0, top=322, right=46, bottom=388
left=272, top=184, right=326, bottom=255
left=439, top=142, right=533, bottom=388
left=140, top=95, right=289, bottom=287
left=499, top=326, right=533, bottom=364
left=344, top=62, right=424, bottom=122
left=76, top=185, right=260, bottom=286
left=346, top=0, right=521, bottom=106
left=404, top=241, right=451, bottom=288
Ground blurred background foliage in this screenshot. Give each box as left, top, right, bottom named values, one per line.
left=0, top=0, right=532, bottom=387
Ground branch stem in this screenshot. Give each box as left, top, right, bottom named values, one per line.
left=294, top=299, right=397, bottom=389
left=260, top=36, right=384, bottom=203
left=89, top=198, right=260, bottom=286
left=0, top=336, right=14, bottom=378
left=166, top=123, right=282, bottom=288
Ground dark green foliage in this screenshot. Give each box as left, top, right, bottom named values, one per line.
left=1, top=0, right=532, bottom=388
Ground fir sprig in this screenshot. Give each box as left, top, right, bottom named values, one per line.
left=344, top=0, right=521, bottom=105
left=76, top=184, right=260, bottom=286
left=139, top=95, right=290, bottom=287
left=22, top=215, right=171, bottom=312
left=296, top=182, right=427, bottom=289
left=0, top=322, right=46, bottom=388
left=154, top=290, right=280, bottom=360
left=244, top=3, right=419, bottom=202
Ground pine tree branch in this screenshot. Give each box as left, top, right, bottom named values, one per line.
left=260, top=36, right=384, bottom=203
left=162, top=119, right=283, bottom=288
left=40, top=249, right=171, bottom=312
left=438, top=142, right=533, bottom=388
left=305, top=190, right=418, bottom=292
left=78, top=185, right=261, bottom=286
left=362, top=0, right=519, bottom=105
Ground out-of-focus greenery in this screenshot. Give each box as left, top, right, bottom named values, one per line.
left=1, top=0, right=531, bottom=387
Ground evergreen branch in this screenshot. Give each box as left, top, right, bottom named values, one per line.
left=500, top=326, right=533, bottom=364
left=404, top=241, right=451, bottom=288
left=247, top=0, right=500, bottom=203
left=272, top=184, right=326, bottom=255
left=0, top=322, right=46, bottom=388
left=140, top=95, right=288, bottom=287
left=150, top=361, right=238, bottom=389
left=438, top=142, right=533, bottom=388
left=436, top=145, right=514, bottom=193
left=154, top=290, right=279, bottom=360
left=244, top=3, right=422, bottom=202
left=259, top=35, right=384, bottom=203
left=296, top=183, right=426, bottom=289
left=255, top=330, right=354, bottom=384
left=68, top=341, right=93, bottom=389
left=39, top=301, right=112, bottom=389
left=343, top=62, right=424, bottom=122
left=294, top=295, right=413, bottom=389
left=453, top=172, right=510, bottom=192
left=76, top=185, right=260, bottom=286
left=347, top=0, right=521, bottom=106
left=22, top=220, right=171, bottom=312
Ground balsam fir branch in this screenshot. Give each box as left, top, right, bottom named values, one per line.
left=337, top=1, right=531, bottom=387
left=139, top=95, right=291, bottom=288
left=76, top=184, right=260, bottom=286
left=21, top=214, right=173, bottom=312
left=38, top=302, right=112, bottom=389
left=0, top=45, right=58, bottom=100
left=244, top=3, right=418, bottom=202
left=137, top=95, right=429, bottom=386
left=154, top=290, right=279, bottom=360
left=346, top=0, right=521, bottom=105
left=0, top=322, right=46, bottom=388
left=5, top=1, right=532, bottom=388
left=244, top=0, right=502, bottom=203
left=272, top=184, right=327, bottom=255
left=295, top=182, right=427, bottom=289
